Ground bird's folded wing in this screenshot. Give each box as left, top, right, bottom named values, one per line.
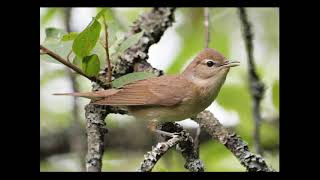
left=93, top=76, right=193, bottom=106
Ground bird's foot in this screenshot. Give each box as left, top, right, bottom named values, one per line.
left=154, top=129, right=180, bottom=138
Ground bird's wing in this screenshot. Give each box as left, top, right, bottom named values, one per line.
left=93, top=76, right=193, bottom=106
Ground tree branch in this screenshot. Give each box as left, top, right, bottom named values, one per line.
left=192, top=110, right=274, bottom=172
left=85, top=104, right=109, bottom=172
left=112, top=7, right=175, bottom=78
left=40, top=45, right=99, bottom=83
left=238, top=8, right=265, bottom=155
left=138, top=123, right=204, bottom=172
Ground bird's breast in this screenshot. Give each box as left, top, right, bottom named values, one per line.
left=127, top=99, right=200, bottom=123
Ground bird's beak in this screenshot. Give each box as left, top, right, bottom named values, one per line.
left=222, top=60, right=240, bottom=68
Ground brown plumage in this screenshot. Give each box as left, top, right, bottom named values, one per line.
left=53, top=48, right=239, bottom=123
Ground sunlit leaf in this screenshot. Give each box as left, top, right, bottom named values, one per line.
left=112, top=72, right=157, bottom=88
left=61, top=32, right=78, bottom=41
left=72, top=18, right=101, bottom=58
left=95, top=9, right=107, bottom=20
left=73, top=56, right=82, bottom=68
left=82, top=54, right=100, bottom=77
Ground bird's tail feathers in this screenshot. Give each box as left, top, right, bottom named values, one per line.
left=53, top=89, right=118, bottom=100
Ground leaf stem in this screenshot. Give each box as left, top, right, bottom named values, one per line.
left=102, top=15, right=112, bottom=85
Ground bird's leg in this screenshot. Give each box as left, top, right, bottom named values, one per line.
left=147, top=119, right=176, bottom=138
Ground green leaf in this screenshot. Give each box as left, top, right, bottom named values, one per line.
left=61, top=32, right=78, bottom=41
left=112, top=72, right=157, bottom=88
left=45, top=27, right=66, bottom=40
left=72, top=19, right=101, bottom=58
left=72, top=56, right=82, bottom=68
left=117, top=31, right=143, bottom=54
left=272, top=80, right=279, bottom=111
left=91, top=42, right=106, bottom=69
left=95, top=9, right=107, bottom=20
left=82, top=54, right=100, bottom=77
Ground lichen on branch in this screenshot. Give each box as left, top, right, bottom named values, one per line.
left=193, top=110, right=274, bottom=172
left=138, top=123, right=204, bottom=172
left=112, top=8, right=175, bottom=78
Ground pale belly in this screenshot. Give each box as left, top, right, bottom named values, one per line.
left=127, top=98, right=212, bottom=123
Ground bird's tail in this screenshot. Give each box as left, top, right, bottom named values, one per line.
left=53, top=89, right=118, bottom=100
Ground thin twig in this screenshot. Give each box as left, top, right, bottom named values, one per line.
left=193, top=111, right=274, bottom=172
left=102, top=15, right=112, bottom=85
left=204, top=8, right=210, bottom=48
left=40, top=44, right=99, bottom=83
left=238, top=8, right=265, bottom=155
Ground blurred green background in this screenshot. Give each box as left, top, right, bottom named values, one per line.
left=40, top=8, right=279, bottom=172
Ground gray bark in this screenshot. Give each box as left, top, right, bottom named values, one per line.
left=138, top=123, right=204, bottom=172
left=193, top=111, right=274, bottom=172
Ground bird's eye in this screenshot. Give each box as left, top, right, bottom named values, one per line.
left=206, top=60, right=215, bottom=67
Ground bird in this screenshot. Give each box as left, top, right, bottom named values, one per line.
left=54, top=48, right=239, bottom=134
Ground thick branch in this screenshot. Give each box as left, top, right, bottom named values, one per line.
left=238, top=8, right=265, bottom=155
left=112, top=8, right=175, bottom=78
left=165, top=123, right=204, bottom=172
left=85, top=104, right=109, bottom=172
left=193, top=111, right=273, bottom=172
left=138, top=123, right=204, bottom=172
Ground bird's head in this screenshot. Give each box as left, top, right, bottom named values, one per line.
left=182, top=48, right=239, bottom=80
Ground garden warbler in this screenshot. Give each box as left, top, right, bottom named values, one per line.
left=54, top=48, right=239, bottom=131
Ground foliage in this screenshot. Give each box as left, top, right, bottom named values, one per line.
left=82, top=54, right=100, bottom=77
left=41, top=9, right=145, bottom=81
left=72, top=18, right=101, bottom=58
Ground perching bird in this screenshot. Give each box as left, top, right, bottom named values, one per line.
left=54, top=48, right=239, bottom=133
